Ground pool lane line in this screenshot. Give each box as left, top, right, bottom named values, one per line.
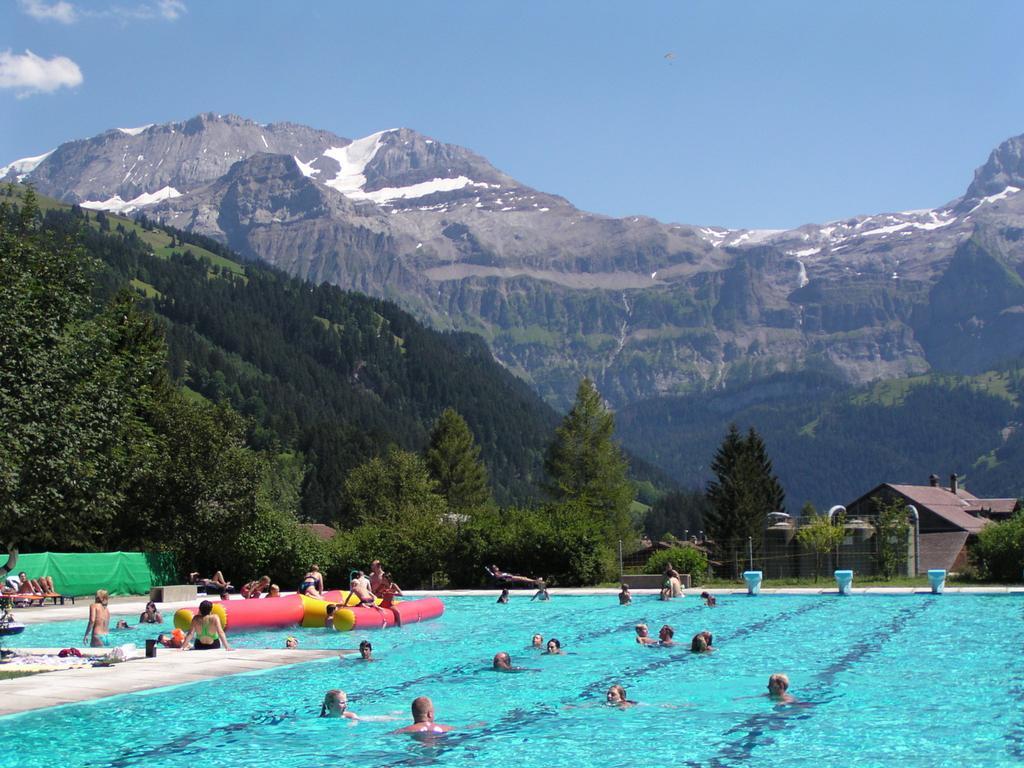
left=692, top=599, right=933, bottom=768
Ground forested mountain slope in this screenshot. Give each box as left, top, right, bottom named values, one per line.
left=617, top=369, right=1024, bottom=509
left=34, top=196, right=565, bottom=514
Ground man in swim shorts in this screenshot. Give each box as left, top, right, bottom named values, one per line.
left=393, top=696, right=453, bottom=734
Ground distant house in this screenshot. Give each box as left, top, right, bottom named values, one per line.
left=844, top=474, right=1020, bottom=574
left=301, top=523, right=337, bottom=541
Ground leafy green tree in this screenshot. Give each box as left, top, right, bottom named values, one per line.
left=705, top=425, right=786, bottom=577
left=0, top=206, right=166, bottom=549
left=425, top=408, right=492, bottom=511
left=971, top=511, right=1024, bottom=581
left=795, top=502, right=846, bottom=581
left=545, top=378, right=635, bottom=545
left=872, top=495, right=911, bottom=579
left=644, top=546, right=709, bottom=582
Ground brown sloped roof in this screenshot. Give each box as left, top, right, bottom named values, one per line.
left=888, top=484, right=993, bottom=533
left=301, top=523, right=337, bottom=540
left=976, top=498, right=1020, bottom=515
left=919, top=531, right=970, bottom=572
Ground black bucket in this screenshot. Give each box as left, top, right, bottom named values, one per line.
left=145, top=639, right=157, bottom=658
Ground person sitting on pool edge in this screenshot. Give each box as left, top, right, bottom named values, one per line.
left=618, top=584, right=631, bottom=605
left=635, top=624, right=658, bottom=645
left=181, top=600, right=232, bottom=651
left=321, top=689, right=359, bottom=720
left=767, top=673, right=795, bottom=704
left=606, top=684, right=637, bottom=708
left=393, top=696, right=453, bottom=734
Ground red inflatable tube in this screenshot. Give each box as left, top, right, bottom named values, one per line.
left=180, top=595, right=306, bottom=631
left=337, top=596, right=445, bottom=631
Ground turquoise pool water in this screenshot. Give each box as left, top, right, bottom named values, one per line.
left=6, top=594, right=1023, bottom=767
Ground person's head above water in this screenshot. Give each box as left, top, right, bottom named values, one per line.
left=493, top=651, right=513, bottom=670
left=531, top=633, right=543, bottom=647
left=411, top=695, right=435, bottom=723
left=659, top=625, right=675, bottom=641
left=768, top=673, right=790, bottom=697
left=321, top=689, right=348, bottom=717
left=635, top=624, right=649, bottom=637
left=691, top=633, right=708, bottom=652
left=606, top=684, right=630, bottom=705
left=359, top=640, right=373, bottom=659
left=546, top=638, right=562, bottom=653
left=285, top=635, right=298, bottom=648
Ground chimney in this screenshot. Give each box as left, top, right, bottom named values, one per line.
left=929, top=474, right=939, bottom=487
left=950, top=473, right=958, bottom=494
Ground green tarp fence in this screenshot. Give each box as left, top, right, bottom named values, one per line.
left=14, top=552, right=178, bottom=597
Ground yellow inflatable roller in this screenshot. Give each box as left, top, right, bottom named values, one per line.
left=173, top=601, right=228, bottom=632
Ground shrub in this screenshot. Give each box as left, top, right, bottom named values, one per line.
left=645, top=547, right=709, bottom=582
left=971, top=513, right=1024, bottom=582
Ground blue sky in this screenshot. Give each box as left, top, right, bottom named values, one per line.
left=1, top=0, right=1022, bottom=229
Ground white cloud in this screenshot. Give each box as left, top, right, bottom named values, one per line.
left=18, top=0, right=78, bottom=24
left=0, top=50, right=84, bottom=97
left=115, top=0, right=187, bottom=21
left=157, top=0, right=186, bottom=20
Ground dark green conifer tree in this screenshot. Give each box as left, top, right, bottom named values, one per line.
left=544, top=378, right=635, bottom=545
left=705, top=425, right=785, bottom=577
left=425, top=408, right=492, bottom=512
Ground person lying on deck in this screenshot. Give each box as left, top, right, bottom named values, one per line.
left=189, top=571, right=232, bottom=592
left=485, top=565, right=540, bottom=586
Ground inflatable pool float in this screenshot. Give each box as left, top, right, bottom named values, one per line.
left=173, top=590, right=443, bottom=633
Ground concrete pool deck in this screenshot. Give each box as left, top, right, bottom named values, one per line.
left=0, top=648, right=338, bottom=716
left=3, top=585, right=1021, bottom=716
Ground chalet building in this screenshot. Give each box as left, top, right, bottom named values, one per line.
left=843, top=474, right=1019, bottom=574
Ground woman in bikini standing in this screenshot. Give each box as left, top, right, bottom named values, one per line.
left=84, top=589, right=110, bottom=647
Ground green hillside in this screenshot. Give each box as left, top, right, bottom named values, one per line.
left=27, top=191, right=561, bottom=516
left=617, top=369, right=1024, bottom=509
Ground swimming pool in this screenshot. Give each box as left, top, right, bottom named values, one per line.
left=7, top=594, right=1023, bottom=767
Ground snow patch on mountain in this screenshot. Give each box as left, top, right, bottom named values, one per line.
left=968, top=185, right=1021, bottom=214
left=293, top=156, right=320, bottom=177
left=322, top=130, right=392, bottom=196
left=81, top=186, right=181, bottom=213
left=351, top=176, right=477, bottom=204
left=118, top=125, right=153, bottom=136
left=0, top=149, right=54, bottom=181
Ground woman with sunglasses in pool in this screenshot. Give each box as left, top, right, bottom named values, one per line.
left=544, top=638, right=566, bottom=655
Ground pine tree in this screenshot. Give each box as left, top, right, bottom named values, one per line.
left=705, top=425, right=786, bottom=577
left=545, top=378, right=635, bottom=545
left=425, top=408, right=492, bottom=512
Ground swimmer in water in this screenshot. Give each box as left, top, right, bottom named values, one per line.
left=768, top=673, right=795, bottom=704
left=285, top=635, right=298, bottom=649
left=392, top=696, right=454, bottom=734
left=658, top=625, right=676, bottom=646
left=321, top=689, right=359, bottom=720
left=529, top=633, right=544, bottom=649
left=606, top=684, right=637, bottom=708
left=544, top=638, right=565, bottom=655
left=618, top=583, right=631, bottom=605
left=700, top=591, right=717, bottom=607
left=635, top=623, right=658, bottom=645
left=358, top=640, right=375, bottom=661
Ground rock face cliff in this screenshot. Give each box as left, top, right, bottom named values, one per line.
left=7, top=114, right=1024, bottom=407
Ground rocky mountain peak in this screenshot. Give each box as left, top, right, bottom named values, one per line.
left=960, top=133, right=1024, bottom=209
